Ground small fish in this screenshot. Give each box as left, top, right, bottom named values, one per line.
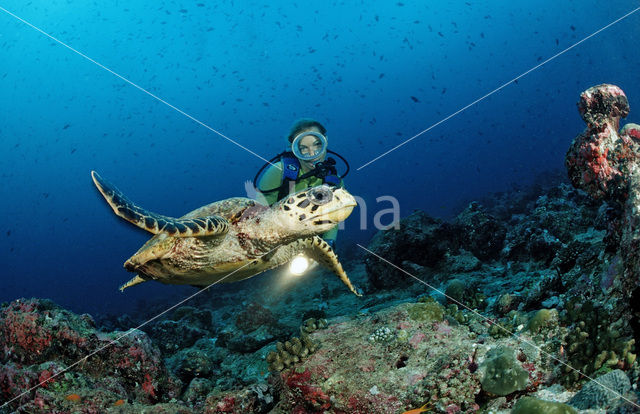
left=114, top=399, right=125, bottom=406
left=402, top=403, right=431, bottom=414
left=410, top=96, right=420, bottom=103
left=65, top=393, right=81, bottom=402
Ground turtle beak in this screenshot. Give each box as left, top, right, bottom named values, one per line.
left=323, top=202, right=356, bottom=222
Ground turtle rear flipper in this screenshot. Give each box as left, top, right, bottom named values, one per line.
left=119, top=275, right=147, bottom=291
left=91, top=171, right=229, bottom=237
left=301, top=236, right=362, bottom=296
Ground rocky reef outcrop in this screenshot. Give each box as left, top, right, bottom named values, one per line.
left=0, top=298, right=183, bottom=412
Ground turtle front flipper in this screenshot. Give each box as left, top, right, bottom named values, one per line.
left=302, top=236, right=362, bottom=296
left=91, top=171, right=229, bottom=237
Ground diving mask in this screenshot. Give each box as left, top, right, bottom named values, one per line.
left=291, top=131, right=328, bottom=162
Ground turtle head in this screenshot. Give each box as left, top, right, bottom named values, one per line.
left=275, top=185, right=357, bottom=235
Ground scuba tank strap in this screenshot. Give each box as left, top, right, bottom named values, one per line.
left=323, top=174, right=341, bottom=187
left=280, top=153, right=300, bottom=181
left=277, top=154, right=300, bottom=200
left=253, top=151, right=300, bottom=199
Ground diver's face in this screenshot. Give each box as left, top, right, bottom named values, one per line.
left=295, top=128, right=327, bottom=171
left=298, top=135, right=324, bottom=158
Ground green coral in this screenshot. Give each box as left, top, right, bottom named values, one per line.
left=445, top=279, right=466, bottom=303
left=300, top=317, right=328, bottom=334
left=561, top=299, right=636, bottom=387
left=266, top=318, right=327, bottom=372
left=526, top=309, right=558, bottom=333
left=495, top=293, right=518, bottom=315
left=396, top=329, right=410, bottom=342
left=266, top=336, right=315, bottom=372
left=511, top=397, right=577, bottom=414
left=444, top=279, right=486, bottom=310
left=488, top=311, right=526, bottom=339
left=445, top=304, right=468, bottom=324
left=479, top=346, right=529, bottom=396
left=408, top=297, right=444, bottom=322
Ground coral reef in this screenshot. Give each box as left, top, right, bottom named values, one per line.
left=453, top=202, right=506, bottom=261
left=566, top=84, right=640, bottom=297
left=368, top=326, right=394, bottom=343
left=478, top=345, right=529, bottom=396
left=407, top=297, right=445, bottom=322
left=235, top=302, right=278, bottom=333
left=364, top=211, right=459, bottom=289
left=166, top=338, right=225, bottom=385
left=0, top=298, right=182, bottom=412
left=526, top=309, right=558, bottom=334
left=266, top=318, right=327, bottom=372
left=560, top=298, right=636, bottom=386
left=444, top=279, right=486, bottom=310
left=511, top=396, right=577, bottom=414
left=215, top=301, right=288, bottom=354
left=568, top=369, right=633, bottom=410
left=203, top=383, right=277, bottom=414
left=266, top=336, right=316, bottom=373
left=6, top=86, right=640, bottom=412
left=271, top=302, right=485, bottom=413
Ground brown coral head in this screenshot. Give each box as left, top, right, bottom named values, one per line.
left=578, top=84, right=629, bottom=126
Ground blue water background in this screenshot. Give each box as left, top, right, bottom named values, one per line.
left=1, top=0, right=639, bottom=315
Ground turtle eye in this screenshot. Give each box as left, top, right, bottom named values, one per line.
left=308, top=186, right=333, bottom=206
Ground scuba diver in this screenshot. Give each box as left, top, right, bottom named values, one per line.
left=253, top=118, right=350, bottom=249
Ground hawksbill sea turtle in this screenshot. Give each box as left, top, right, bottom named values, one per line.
left=91, top=171, right=362, bottom=296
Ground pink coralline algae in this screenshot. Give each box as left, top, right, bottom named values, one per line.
left=565, top=84, right=640, bottom=295
left=0, top=298, right=181, bottom=411
left=566, top=84, right=634, bottom=199
left=282, top=368, right=332, bottom=412
left=272, top=302, right=483, bottom=413
left=0, top=300, right=57, bottom=361
left=211, top=395, right=237, bottom=413
left=409, top=331, right=426, bottom=348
